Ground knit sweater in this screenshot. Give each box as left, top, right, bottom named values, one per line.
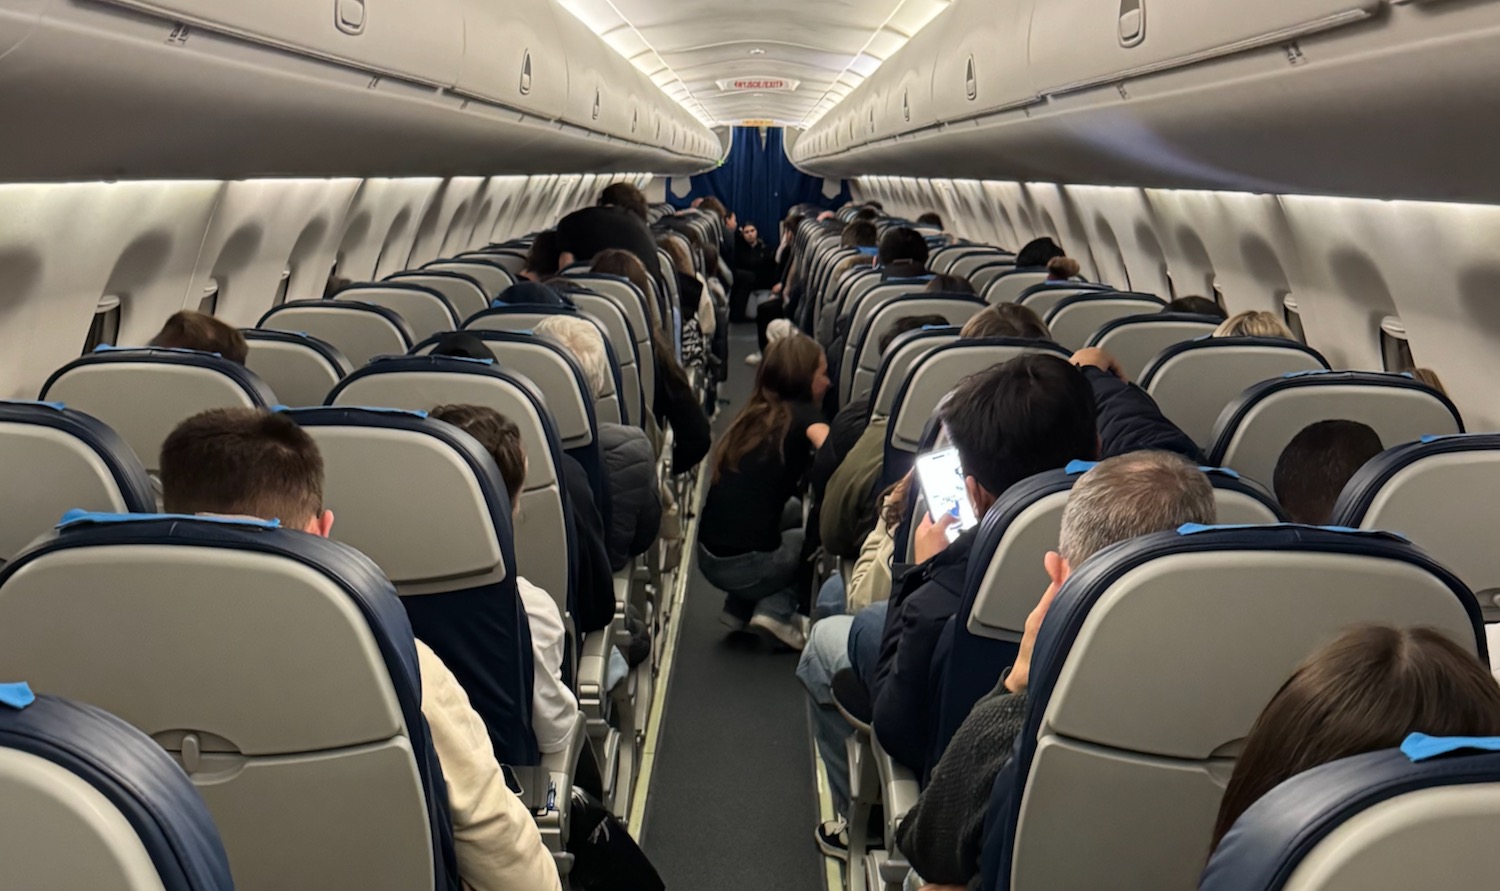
left=895, top=681, right=1030, bottom=889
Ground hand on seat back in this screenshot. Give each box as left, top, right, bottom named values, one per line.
left=1070, top=347, right=1126, bottom=383
left=1004, top=551, right=1070, bottom=695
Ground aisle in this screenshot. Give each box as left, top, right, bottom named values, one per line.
left=640, top=325, right=826, bottom=891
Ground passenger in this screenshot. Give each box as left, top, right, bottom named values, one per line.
left=148, top=310, right=248, bottom=365
left=556, top=183, right=663, bottom=277
left=925, top=274, right=975, bottom=295
left=659, top=236, right=709, bottom=372
left=732, top=221, right=778, bottom=323
left=855, top=206, right=880, bottom=223
left=866, top=200, right=885, bottom=212
left=158, top=408, right=560, bottom=891
left=842, top=220, right=879, bottom=250
left=698, top=334, right=831, bottom=650
left=324, top=274, right=354, bottom=299
left=959, top=304, right=1052, bottom=341
left=1272, top=420, right=1384, bottom=525
left=428, top=404, right=579, bottom=757
left=876, top=226, right=931, bottom=280
left=427, top=331, right=497, bottom=362
left=1411, top=366, right=1448, bottom=396
left=1165, top=295, right=1228, bottom=319
left=1014, top=237, right=1065, bottom=269
left=1046, top=256, right=1081, bottom=282
left=1214, top=310, right=1294, bottom=339
left=917, top=212, right=944, bottom=229
left=533, top=315, right=663, bottom=572
left=1209, top=625, right=1500, bottom=852
left=496, top=281, right=571, bottom=308
left=894, top=452, right=1217, bottom=885
left=521, top=231, right=562, bottom=282
left=599, top=182, right=649, bottom=222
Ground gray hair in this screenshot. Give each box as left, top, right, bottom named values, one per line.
left=533, top=315, right=609, bottom=400
left=1059, top=451, right=1217, bottom=565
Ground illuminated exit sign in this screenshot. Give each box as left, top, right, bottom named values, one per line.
left=716, top=78, right=799, bottom=92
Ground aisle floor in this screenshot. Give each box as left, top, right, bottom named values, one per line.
left=640, top=325, right=826, bottom=891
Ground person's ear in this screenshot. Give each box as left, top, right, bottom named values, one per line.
left=303, top=509, right=334, bottom=538
left=558, top=251, right=577, bottom=269
left=1044, top=550, right=1071, bottom=588
left=1095, top=434, right=1103, bottom=460
left=965, top=475, right=998, bottom=517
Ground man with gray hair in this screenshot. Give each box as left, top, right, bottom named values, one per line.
left=893, top=450, right=1216, bottom=888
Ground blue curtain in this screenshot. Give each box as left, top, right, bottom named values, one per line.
left=666, top=127, right=851, bottom=237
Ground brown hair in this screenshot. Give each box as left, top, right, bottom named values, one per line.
left=698, top=197, right=728, bottom=221
left=960, top=304, right=1052, bottom=341
left=524, top=231, right=561, bottom=279
left=150, top=310, right=249, bottom=365
left=1211, top=625, right=1500, bottom=850
left=925, top=274, right=976, bottom=296
left=1411, top=367, right=1448, bottom=396
left=1047, top=256, right=1081, bottom=281
left=599, top=183, right=649, bottom=221
left=430, top=404, right=526, bottom=506
left=160, top=408, right=323, bottom=527
left=591, top=248, right=662, bottom=327
left=711, top=334, right=824, bottom=482
left=659, top=237, right=694, bottom=278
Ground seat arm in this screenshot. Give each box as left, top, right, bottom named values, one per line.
left=872, top=735, right=920, bottom=850
left=612, top=569, right=632, bottom=650
left=578, top=628, right=614, bottom=720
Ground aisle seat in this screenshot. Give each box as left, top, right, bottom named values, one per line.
left=0, top=400, right=155, bottom=562
left=0, top=514, right=457, bottom=891
left=978, top=524, right=1484, bottom=891
left=332, top=283, right=459, bottom=341
left=558, top=274, right=656, bottom=421
left=1083, top=313, right=1223, bottom=381
left=258, top=301, right=414, bottom=368
left=1140, top=337, right=1330, bottom=449
left=868, top=327, right=961, bottom=420
left=241, top=329, right=352, bottom=408
left=385, top=271, right=490, bottom=323
left=1042, top=292, right=1166, bottom=350
left=40, top=348, right=275, bottom=475
left=0, top=690, right=234, bottom=891
left=845, top=295, right=985, bottom=405
left=1208, top=371, right=1464, bottom=488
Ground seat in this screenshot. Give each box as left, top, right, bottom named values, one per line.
left=837, top=279, right=933, bottom=352
left=933, top=462, right=1285, bottom=769
left=884, top=337, right=1072, bottom=484
left=869, top=326, right=961, bottom=420
left=1139, top=337, right=1331, bottom=449
left=1043, top=292, right=1167, bottom=350
left=929, top=245, right=996, bottom=275
left=466, top=249, right=528, bottom=279
left=845, top=294, right=986, bottom=405
left=981, top=269, right=1053, bottom=305
left=39, top=348, right=275, bottom=476
left=950, top=250, right=1014, bottom=281
left=423, top=259, right=515, bottom=298
left=258, top=300, right=415, bottom=368
left=0, top=400, right=156, bottom=561
left=1332, top=434, right=1500, bottom=620
left=555, top=280, right=654, bottom=425
left=0, top=513, right=457, bottom=891
left=0, top=689, right=234, bottom=891
left=385, top=271, right=490, bottom=323
left=1013, top=282, right=1115, bottom=317
left=241, top=329, right=353, bottom=408
left=969, top=260, right=1018, bottom=294
left=1084, top=312, right=1224, bottom=381
left=978, top=524, right=1485, bottom=891
left=1201, top=744, right=1500, bottom=891
left=1209, top=371, right=1464, bottom=488
left=819, top=267, right=879, bottom=345
left=332, top=283, right=459, bottom=341
left=286, top=407, right=538, bottom=767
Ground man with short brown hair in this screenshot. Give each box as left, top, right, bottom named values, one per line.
left=149, top=310, right=249, bottom=365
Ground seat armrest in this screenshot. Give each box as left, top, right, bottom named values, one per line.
left=873, top=735, right=920, bottom=847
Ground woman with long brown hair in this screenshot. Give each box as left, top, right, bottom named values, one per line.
left=1209, top=624, right=1500, bottom=853
left=697, top=333, right=831, bottom=650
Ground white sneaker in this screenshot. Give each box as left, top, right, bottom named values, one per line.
left=745, top=352, right=762, bottom=367
left=750, top=613, right=807, bottom=651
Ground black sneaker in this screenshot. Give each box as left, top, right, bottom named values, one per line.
left=815, top=818, right=849, bottom=861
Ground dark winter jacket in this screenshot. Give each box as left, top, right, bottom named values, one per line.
left=599, top=422, right=662, bottom=571
left=1084, top=366, right=1205, bottom=463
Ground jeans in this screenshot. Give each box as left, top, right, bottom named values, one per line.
left=697, top=527, right=805, bottom=624
left=797, top=615, right=854, bottom=815
left=814, top=574, right=846, bottom=621
left=848, top=600, right=889, bottom=695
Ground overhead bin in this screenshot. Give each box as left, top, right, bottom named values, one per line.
left=456, top=0, right=567, bottom=120
left=929, top=0, right=1036, bottom=123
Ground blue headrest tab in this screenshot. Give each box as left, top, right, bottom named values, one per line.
left=1176, top=522, right=1408, bottom=541
left=94, top=345, right=223, bottom=359
left=1, top=400, right=67, bottom=411
left=855, top=246, right=879, bottom=256
left=0, top=682, right=35, bottom=710
left=1420, top=434, right=1475, bottom=444
left=1065, top=460, right=1099, bottom=476
left=1200, top=466, right=1241, bottom=479
left=57, top=510, right=282, bottom=530
left=323, top=406, right=430, bottom=419
left=1402, top=733, right=1500, bottom=762
left=1281, top=369, right=1335, bottom=379
left=1192, top=334, right=1214, bottom=342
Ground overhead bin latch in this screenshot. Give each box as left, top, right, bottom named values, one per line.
left=1119, top=0, right=1146, bottom=47
left=520, top=50, right=533, bottom=96
left=965, top=56, right=978, bottom=101
left=335, top=0, right=366, bottom=35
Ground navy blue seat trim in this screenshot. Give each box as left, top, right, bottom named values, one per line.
left=259, top=300, right=415, bottom=353
left=1043, top=290, right=1166, bottom=320
left=1086, top=311, right=1228, bottom=346
left=867, top=325, right=962, bottom=423
left=849, top=293, right=985, bottom=384
left=387, top=268, right=486, bottom=295
left=1136, top=335, right=1330, bottom=391
left=422, top=258, right=514, bottom=296
left=39, top=348, right=277, bottom=408
left=241, top=328, right=354, bottom=376
left=1013, top=280, right=1114, bottom=303
left=340, top=282, right=461, bottom=329
left=1330, top=433, right=1500, bottom=526
left=0, top=401, right=156, bottom=513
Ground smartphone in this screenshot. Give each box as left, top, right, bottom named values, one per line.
left=915, top=447, right=979, bottom=542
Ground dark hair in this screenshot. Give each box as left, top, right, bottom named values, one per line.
left=712, top=334, right=824, bottom=482
left=698, top=197, right=729, bottom=222
left=1015, top=237, right=1065, bottom=269
left=1046, top=257, right=1081, bottom=281
left=1165, top=295, right=1227, bottom=320
left=917, top=212, right=943, bottom=229
left=1211, top=625, right=1500, bottom=851
left=865, top=200, right=884, bottom=211
left=854, top=207, right=880, bottom=222
left=939, top=354, right=1098, bottom=497
left=1273, top=420, right=1385, bottom=525
left=430, top=331, right=497, bottom=362
left=878, top=227, right=930, bottom=268
left=599, top=183, right=649, bottom=221
left=842, top=221, right=879, bottom=249
left=925, top=274, right=975, bottom=295
left=150, top=310, right=248, bottom=365
left=160, top=408, right=323, bottom=527
left=497, top=281, right=568, bottom=308
left=960, top=304, right=1051, bottom=341
left=431, top=404, right=526, bottom=506
left=324, top=275, right=353, bottom=300
left=524, top=231, right=562, bottom=279
left=591, top=249, right=654, bottom=308
left=880, top=314, right=951, bottom=354
left=881, top=473, right=914, bottom=533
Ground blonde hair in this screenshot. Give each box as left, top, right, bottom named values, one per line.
left=1215, top=310, right=1294, bottom=340
left=533, top=315, right=609, bottom=400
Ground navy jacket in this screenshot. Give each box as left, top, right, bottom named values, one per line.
left=1084, top=366, right=1205, bottom=463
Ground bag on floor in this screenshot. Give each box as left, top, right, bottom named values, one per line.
left=567, top=788, right=665, bottom=891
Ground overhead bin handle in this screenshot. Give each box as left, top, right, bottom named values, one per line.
left=1119, top=0, right=1146, bottom=47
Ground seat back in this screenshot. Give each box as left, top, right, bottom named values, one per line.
left=466, top=249, right=528, bottom=278
left=39, top=348, right=275, bottom=475
left=0, top=515, right=453, bottom=891
left=0, top=401, right=156, bottom=561
left=385, top=271, right=490, bottom=323
left=0, top=691, right=234, bottom=891
left=982, top=269, right=1052, bottom=305
left=969, top=260, right=1018, bottom=294
left=333, top=284, right=458, bottom=340
left=1202, top=745, right=1500, bottom=891
left=1013, top=282, right=1115, bottom=316
left=840, top=279, right=932, bottom=349
left=1140, top=337, right=1331, bottom=449
left=1043, top=292, right=1167, bottom=350
left=869, top=327, right=961, bottom=419
left=1209, top=372, right=1464, bottom=487
left=328, top=357, right=575, bottom=615
left=423, top=259, right=515, bottom=298
left=929, top=245, right=996, bottom=275
left=951, top=251, right=1014, bottom=281
left=258, top=301, right=415, bottom=368
left=885, top=338, right=1072, bottom=482
left=819, top=267, right=879, bottom=344
left=559, top=274, right=656, bottom=417
left=846, top=295, right=986, bottom=405
left=1333, top=434, right=1500, bottom=614
left=288, top=407, right=537, bottom=766
left=1084, top=313, right=1223, bottom=380
left=982, top=525, right=1484, bottom=891
left=242, top=329, right=353, bottom=408
left=936, top=464, right=1284, bottom=765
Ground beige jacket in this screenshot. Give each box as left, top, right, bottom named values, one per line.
left=846, top=508, right=896, bottom=613
left=416, top=641, right=562, bottom=891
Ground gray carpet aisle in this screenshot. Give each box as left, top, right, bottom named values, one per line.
left=641, top=325, right=825, bottom=891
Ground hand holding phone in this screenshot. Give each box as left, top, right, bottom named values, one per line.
left=915, top=447, right=979, bottom=543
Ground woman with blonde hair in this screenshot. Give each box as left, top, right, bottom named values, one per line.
left=1214, top=310, right=1295, bottom=339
